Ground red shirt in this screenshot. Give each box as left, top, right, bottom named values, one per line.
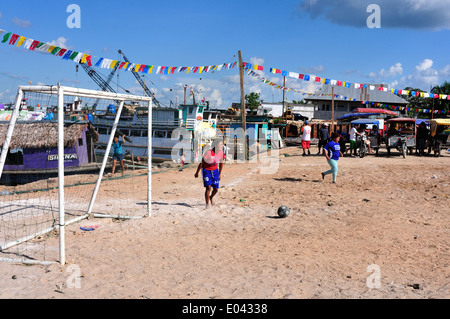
left=202, top=150, right=225, bottom=171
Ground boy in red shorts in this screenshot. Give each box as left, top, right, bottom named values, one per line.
left=301, top=120, right=312, bottom=156
left=194, top=139, right=225, bottom=209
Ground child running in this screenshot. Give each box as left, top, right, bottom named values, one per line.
left=321, top=132, right=343, bottom=183
left=194, top=139, right=225, bottom=209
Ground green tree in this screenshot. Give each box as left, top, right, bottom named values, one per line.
left=431, top=81, right=450, bottom=112
left=403, top=87, right=428, bottom=118
left=245, top=92, right=261, bottom=110
left=403, top=87, right=427, bottom=108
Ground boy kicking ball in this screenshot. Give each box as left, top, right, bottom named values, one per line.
left=194, top=139, right=225, bottom=209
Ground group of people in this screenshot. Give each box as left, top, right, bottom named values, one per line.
left=193, top=121, right=369, bottom=208
left=416, top=122, right=430, bottom=156
left=193, top=125, right=344, bottom=209
left=300, top=122, right=379, bottom=184
left=106, top=120, right=439, bottom=211
left=348, top=124, right=379, bottom=157
left=300, top=121, right=342, bottom=183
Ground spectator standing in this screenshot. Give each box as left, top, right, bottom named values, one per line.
left=317, top=123, right=330, bottom=154
left=301, top=120, right=312, bottom=156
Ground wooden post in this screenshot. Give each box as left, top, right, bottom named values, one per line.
left=238, top=50, right=246, bottom=160
left=432, top=98, right=434, bottom=119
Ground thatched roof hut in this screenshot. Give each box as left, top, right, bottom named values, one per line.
left=0, top=122, right=98, bottom=149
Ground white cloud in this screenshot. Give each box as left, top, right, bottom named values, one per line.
left=300, top=65, right=325, bottom=74
left=250, top=57, right=264, bottom=66
left=380, top=63, right=403, bottom=77
left=385, top=59, right=449, bottom=91
left=0, top=89, right=13, bottom=103
left=49, top=37, right=69, bottom=48
left=12, top=17, right=31, bottom=28
left=439, top=64, right=450, bottom=77
left=209, top=89, right=223, bottom=107
left=368, top=62, right=403, bottom=81
left=415, top=59, right=433, bottom=72
left=407, top=59, right=439, bottom=87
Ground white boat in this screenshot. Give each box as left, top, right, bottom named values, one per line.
left=91, top=103, right=218, bottom=163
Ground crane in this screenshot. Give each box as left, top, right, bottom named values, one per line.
left=80, top=63, right=118, bottom=93
left=79, top=63, right=121, bottom=110
left=117, top=49, right=160, bottom=107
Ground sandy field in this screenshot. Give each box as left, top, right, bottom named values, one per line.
left=0, top=144, right=449, bottom=300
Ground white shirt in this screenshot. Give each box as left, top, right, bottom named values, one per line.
left=302, top=125, right=311, bottom=141
left=350, top=127, right=358, bottom=141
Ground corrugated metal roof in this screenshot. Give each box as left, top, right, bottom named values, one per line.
left=305, top=85, right=408, bottom=104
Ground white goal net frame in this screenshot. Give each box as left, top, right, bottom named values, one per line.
left=0, top=84, right=153, bottom=265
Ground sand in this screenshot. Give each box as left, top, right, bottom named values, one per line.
left=0, top=145, right=449, bottom=299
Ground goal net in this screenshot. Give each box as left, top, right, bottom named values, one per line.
left=0, top=85, right=153, bottom=265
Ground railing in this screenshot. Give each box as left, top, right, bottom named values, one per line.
left=91, top=116, right=198, bottom=129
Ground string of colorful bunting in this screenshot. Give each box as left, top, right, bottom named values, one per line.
left=1, top=28, right=449, bottom=105
left=242, top=62, right=450, bottom=102
left=365, top=101, right=449, bottom=115
left=246, top=68, right=359, bottom=100
left=245, top=68, right=450, bottom=115
left=0, top=29, right=237, bottom=75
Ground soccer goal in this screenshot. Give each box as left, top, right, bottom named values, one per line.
left=0, top=84, right=153, bottom=265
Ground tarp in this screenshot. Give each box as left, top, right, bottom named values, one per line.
left=415, top=119, right=431, bottom=125
left=337, top=112, right=381, bottom=120
left=352, top=108, right=398, bottom=115
left=0, top=110, right=46, bottom=122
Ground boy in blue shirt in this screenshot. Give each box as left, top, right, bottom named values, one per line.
left=112, top=134, right=126, bottom=175
left=321, top=133, right=343, bottom=183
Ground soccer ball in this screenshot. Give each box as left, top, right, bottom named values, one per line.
left=277, top=206, right=290, bottom=218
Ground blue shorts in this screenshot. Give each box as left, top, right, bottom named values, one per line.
left=202, top=168, right=220, bottom=189
left=113, top=153, right=124, bottom=161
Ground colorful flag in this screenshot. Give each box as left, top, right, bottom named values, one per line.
left=29, top=40, right=40, bottom=50
left=16, top=36, right=26, bottom=47
left=1, top=32, right=11, bottom=43
left=68, top=51, right=79, bottom=60
left=9, top=34, right=19, bottom=45
left=62, top=50, right=73, bottom=60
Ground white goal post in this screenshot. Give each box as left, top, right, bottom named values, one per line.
left=0, top=84, right=153, bottom=265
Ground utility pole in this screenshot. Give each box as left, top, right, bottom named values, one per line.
left=431, top=84, right=434, bottom=119
left=432, top=98, right=434, bottom=119
left=238, top=50, right=246, bottom=160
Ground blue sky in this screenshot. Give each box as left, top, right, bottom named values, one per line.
left=0, top=0, right=449, bottom=109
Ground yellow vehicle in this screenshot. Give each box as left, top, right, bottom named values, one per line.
left=429, top=118, right=450, bottom=157
left=226, top=106, right=240, bottom=115
left=283, top=105, right=293, bottom=120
